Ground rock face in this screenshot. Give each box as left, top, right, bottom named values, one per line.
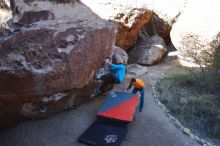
left=81, top=0, right=186, bottom=49
left=0, top=0, right=115, bottom=128
left=141, top=14, right=172, bottom=45
left=0, top=0, right=10, bottom=10
left=128, top=35, right=167, bottom=65
left=114, top=8, right=153, bottom=50
left=144, top=0, right=187, bottom=43
left=171, top=0, right=220, bottom=66
left=112, top=46, right=128, bottom=65
left=81, top=0, right=153, bottom=50
left=0, top=0, right=11, bottom=30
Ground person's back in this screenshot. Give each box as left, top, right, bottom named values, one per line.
left=109, top=63, right=126, bottom=83
left=91, top=60, right=126, bottom=98
left=131, top=79, right=144, bottom=89
left=127, top=78, right=145, bottom=112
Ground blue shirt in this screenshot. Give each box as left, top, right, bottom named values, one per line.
left=109, top=64, right=126, bottom=83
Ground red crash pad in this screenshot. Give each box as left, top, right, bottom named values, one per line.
left=97, top=91, right=139, bottom=122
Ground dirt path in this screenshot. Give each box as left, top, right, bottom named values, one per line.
left=0, top=58, right=200, bottom=146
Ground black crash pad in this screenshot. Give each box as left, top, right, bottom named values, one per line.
left=78, top=121, right=128, bottom=146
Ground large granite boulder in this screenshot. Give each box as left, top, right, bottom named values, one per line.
left=142, top=0, right=187, bottom=44
left=0, top=0, right=10, bottom=10
left=171, top=0, right=220, bottom=66
left=0, top=0, right=11, bottom=30
left=0, top=0, right=115, bottom=128
left=81, top=0, right=186, bottom=49
left=128, top=34, right=167, bottom=65
left=114, top=8, right=153, bottom=50
left=81, top=0, right=153, bottom=50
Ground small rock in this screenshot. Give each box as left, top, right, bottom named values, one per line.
left=162, top=106, right=166, bottom=111
left=165, top=113, right=171, bottom=117
left=200, top=139, right=206, bottom=144
left=168, top=116, right=174, bottom=121
left=157, top=101, right=162, bottom=106
left=174, top=120, right=182, bottom=127
left=164, top=109, right=169, bottom=113
left=126, top=64, right=148, bottom=78
left=180, top=126, right=184, bottom=130
left=189, top=133, right=195, bottom=139
left=195, top=136, right=200, bottom=142
left=183, top=128, right=191, bottom=135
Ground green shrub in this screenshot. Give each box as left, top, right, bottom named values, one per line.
left=156, top=70, right=220, bottom=140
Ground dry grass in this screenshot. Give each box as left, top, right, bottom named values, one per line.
left=156, top=69, right=220, bottom=142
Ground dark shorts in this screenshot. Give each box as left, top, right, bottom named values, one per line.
left=100, top=73, right=120, bottom=84
left=99, top=73, right=120, bottom=92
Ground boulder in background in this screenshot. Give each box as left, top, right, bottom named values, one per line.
left=128, top=34, right=167, bottom=65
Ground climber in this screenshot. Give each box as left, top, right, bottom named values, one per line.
left=91, top=58, right=127, bottom=98
left=127, top=78, right=145, bottom=112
